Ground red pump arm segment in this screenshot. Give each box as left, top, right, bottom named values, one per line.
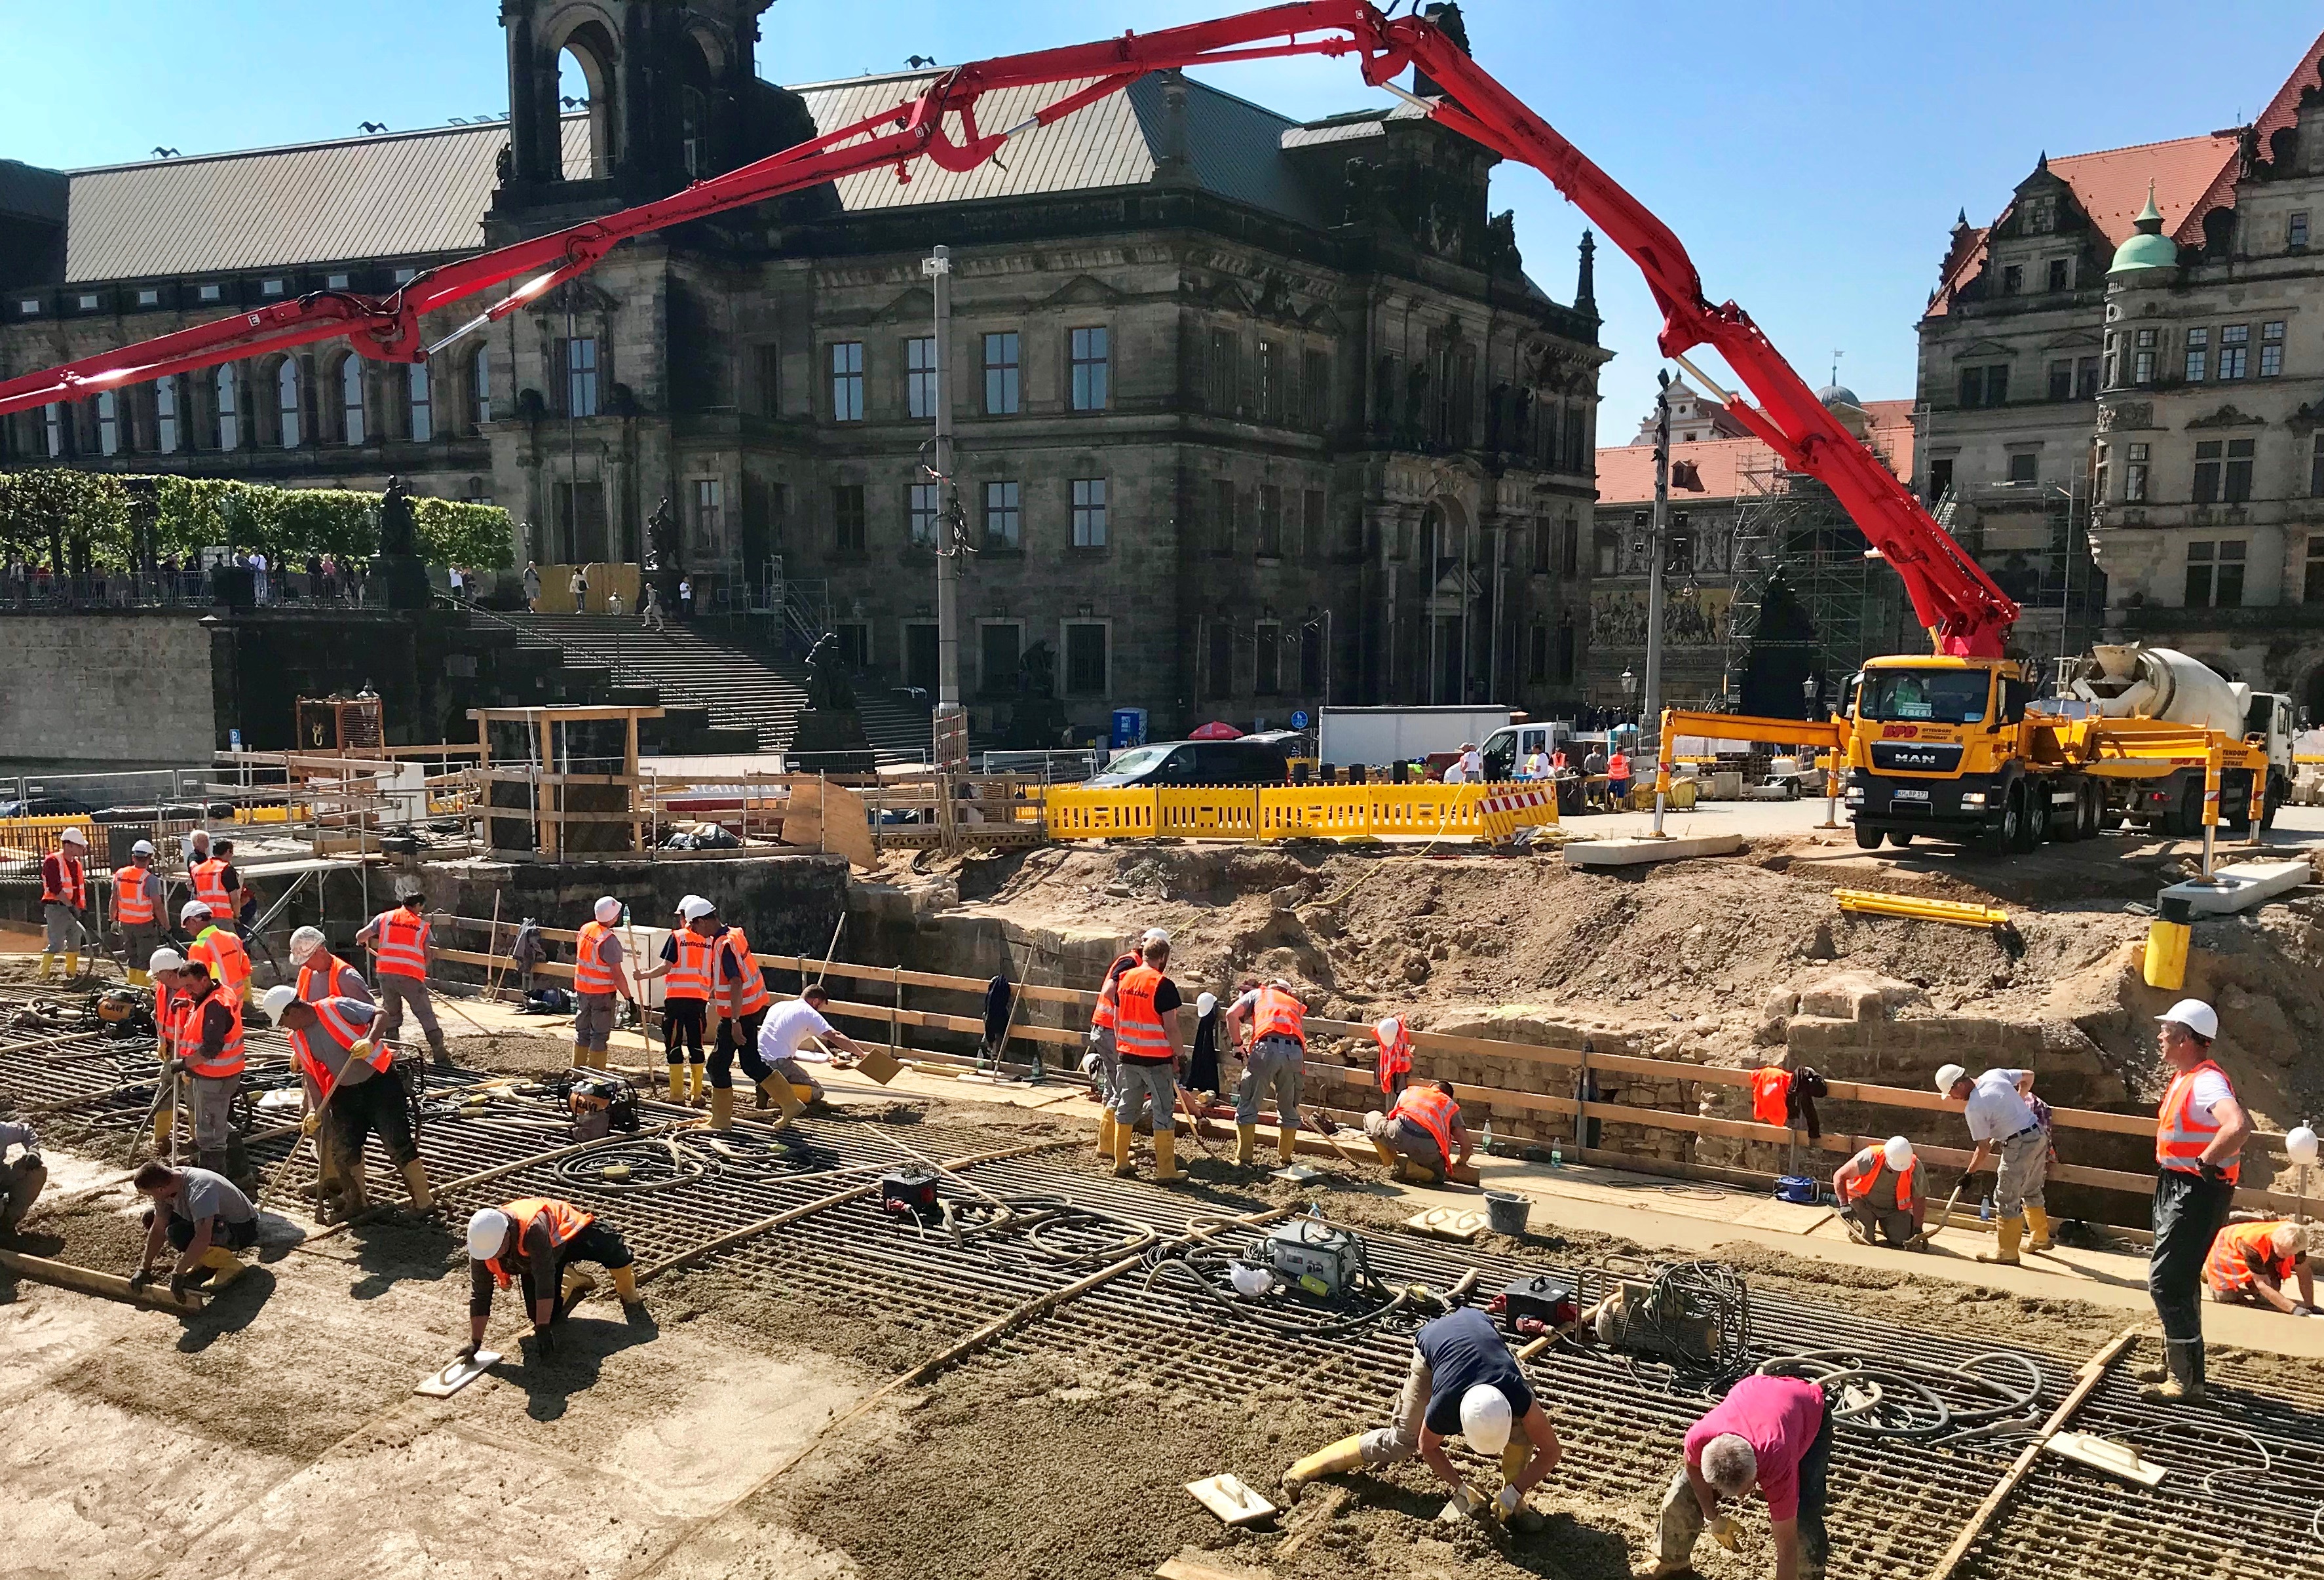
left=0, top=2, right=2014, bottom=655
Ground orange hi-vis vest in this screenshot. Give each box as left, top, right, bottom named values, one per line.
left=573, top=921, right=621, bottom=995
left=2206, top=1220, right=2296, bottom=1295
left=1113, top=965, right=1173, bottom=1062
left=290, top=996, right=390, bottom=1100
left=190, top=925, right=250, bottom=1002
left=1091, top=952, right=1137, bottom=1032
left=2157, top=1059, right=2240, bottom=1184
left=1253, top=986, right=1306, bottom=1046
left=371, top=908, right=429, bottom=980
left=485, top=1197, right=596, bottom=1288
left=112, top=864, right=155, bottom=925
left=1375, top=1016, right=1413, bottom=1094
left=41, top=851, right=85, bottom=908
left=297, top=950, right=354, bottom=1002
left=1608, top=752, right=1631, bottom=779
left=663, top=930, right=714, bottom=1001
left=1844, top=1151, right=1916, bottom=1208
left=193, top=857, right=233, bottom=910
left=719, top=926, right=771, bottom=1015
left=176, top=982, right=245, bottom=1079
left=1392, top=1085, right=1459, bottom=1163
left=1750, top=1067, right=1793, bottom=1127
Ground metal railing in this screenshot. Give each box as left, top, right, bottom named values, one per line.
left=1042, top=780, right=1559, bottom=843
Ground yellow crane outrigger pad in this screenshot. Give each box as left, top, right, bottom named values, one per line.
left=1833, top=888, right=2011, bottom=931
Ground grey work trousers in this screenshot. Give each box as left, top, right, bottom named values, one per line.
left=187, top=1073, right=239, bottom=1153
left=1085, top=1026, right=1120, bottom=1104
left=1992, top=1125, right=2048, bottom=1218
left=1235, top=1035, right=1306, bottom=1128
left=374, top=974, right=442, bottom=1047
left=1358, top=1345, right=1433, bottom=1466
left=43, top=902, right=87, bottom=954
left=1113, top=1058, right=1179, bottom=1131
left=1846, top=1202, right=1918, bottom=1246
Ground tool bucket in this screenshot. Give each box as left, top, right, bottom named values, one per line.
left=1483, top=1189, right=1531, bottom=1236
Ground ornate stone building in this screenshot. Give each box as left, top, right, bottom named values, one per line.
left=0, top=0, right=1603, bottom=740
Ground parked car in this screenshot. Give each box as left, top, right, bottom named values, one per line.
left=1085, top=737, right=1293, bottom=788
left=0, top=794, right=98, bottom=819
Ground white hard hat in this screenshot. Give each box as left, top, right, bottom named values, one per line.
left=2288, top=1125, right=2320, bottom=1168
left=60, top=826, right=86, bottom=845
left=1882, top=1136, right=1914, bottom=1171
left=148, top=947, right=186, bottom=974
left=1196, top=992, right=1219, bottom=1016
left=1933, top=1064, right=1967, bottom=1095
left=1458, top=1384, right=1513, bottom=1455
left=130, top=839, right=155, bottom=857
left=180, top=900, right=213, bottom=925
left=1141, top=927, right=1171, bottom=947
left=677, top=895, right=715, bottom=921
left=594, top=896, right=622, bottom=925
left=467, top=1208, right=512, bottom=1260
left=1376, top=1014, right=1407, bottom=1046
left=2157, top=999, right=2220, bottom=1041
left=289, top=926, right=326, bottom=962
left=259, top=984, right=299, bottom=1020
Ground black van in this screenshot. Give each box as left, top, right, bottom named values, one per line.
left=1084, top=737, right=1292, bottom=788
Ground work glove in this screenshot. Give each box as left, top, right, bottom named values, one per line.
left=1437, top=1482, right=1485, bottom=1522
left=1709, top=1514, right=1742, bottom=1551
left=349, top=1039, right=375, bottom=1063
left=168, top=1057, right=191, bottom=1075
left=300, top=1111, right=323, bottom=1138
left=455, top=1341, right=480, bottom=1364
left=1493, top=1485, right=1523, bottom=1520
left=168, top=1273, right=190, bottom=1301
left=531, top=1324, right=556, bottom=1358
left=127, top=1267, right=153, bottom=1292
left=2198, top=1163, right=2231, bottom=1185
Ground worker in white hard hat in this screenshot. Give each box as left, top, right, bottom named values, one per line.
left=463, top=1198, right=643, bottom=1365
left=263, top=984, right=434, bottom=1220
left=1284, top=1305, right=1561, bottom=1526
left=181, top=899, right=252, bottom=1009
left=145, top=947, right=190, bottom=1157
left=1084, top=927, right=1171, bottom=1160
left=569, top=896, right=636, bottom=1072
left=1225, top=975, right=1310, bottom=1168
left=2204, top=1220, right=2316, bottom=1315
left=288, top=925, right=371, bottom=1005
left=356, top=879, right=449, bottom=1070
left=1832, top=1136, right=1928, bottom=1250
left=37, top=826, right=90, bottom=982
left=111, top=839, right=166, bottom=986
left=2136, top=998, right=2250, bottom=1403
left=1935, top=1060, right=2051, bottom=1265
left=1654, top=1372, right=1831, bottom=1579
left=634, top=895, right=717, bottom=1104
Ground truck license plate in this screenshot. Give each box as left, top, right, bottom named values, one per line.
left=1892, top=789, right=1929, bottom=801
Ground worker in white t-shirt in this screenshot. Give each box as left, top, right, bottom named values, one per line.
left=752, top=984, right=873, bottom=1124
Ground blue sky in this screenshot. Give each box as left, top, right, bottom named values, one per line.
left=5, top=2, right=2318, bottom=429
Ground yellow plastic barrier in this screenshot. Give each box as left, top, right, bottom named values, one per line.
left=1043, top=788, right=1159, bottom=839
left=0, top=814, right=102, bottom=866
left=1046, top=781, right=1556, bottom=844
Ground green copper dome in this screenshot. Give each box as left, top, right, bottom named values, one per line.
left=2108, top=183, right=2180, bottom=277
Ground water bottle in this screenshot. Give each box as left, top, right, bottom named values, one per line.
left=1481, top=1119, right=1496, bottom=1155
left=1550, top=1145, right=1563, bottom=1169
left=1979, top=1193, right=1994, bottom=1222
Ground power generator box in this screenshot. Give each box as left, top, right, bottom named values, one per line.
left=1497, top=1273, right=1578, bottom=1336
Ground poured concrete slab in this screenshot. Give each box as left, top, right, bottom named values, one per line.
left=1563, top=832, right=1745, bottom=869
left=2163, top=858, right=2310, bottom=915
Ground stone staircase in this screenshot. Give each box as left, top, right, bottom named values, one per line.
left=468, top=611, right=931, bottom=759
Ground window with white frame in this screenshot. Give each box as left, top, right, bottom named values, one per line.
left=216, top=367, right=238, bottom=450
left=830, top=341, right=864, bottom=421
left=408, top=363, right=432, bottom=442
left=2184, top=327, right=2208, bottom=383
left=392, top=267, right=415, bottom=284
left=16, top=298, right=38, bottom=316
left=75, top=292, right=98, bottom=311
left=96, top=390, right=120, bottom=455
left=909, top=481, right=940, bottom=549
left=563, top=337, right=599, bottom=417
left=341, top=356, right=366, bottom=444
left=197, top=283, right=221, bottom=302
left=2261, top=320, right=2285, bottom=378
left=983, top=332, right=1020, bottom=415
left=43, top=402, right=63, bottom=458
left=905, top=336, right=938, bottom=419
left=2125, top=442, right=2149, bottom=503
left=2219, top=324, right=2249, bottom=380
left=276, top=359, right=301, bottom=448
left=155, top=375, right=180, bottom=454
left=326, top=273, right=349, bottom=290
left=1071, top=478, right=1107, bottom=547
left=984, top=480, right=1021, bottom=549
left=261, top=279, right=284, bottom=297
left=1070, top=326, right=1108, bottom=411
left=692, top=478, right=723, bottom=553
left=472, top=347, right=492, bottom=426
left=136, top=288, right=159, bottom=308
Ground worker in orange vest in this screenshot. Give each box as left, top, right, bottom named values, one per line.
left=634, top=895, right=717, bottom=1104
left=2137, top=999, right=2252, bottom=1403
left=1365, top=1079, right=1476, bottom=1185
left=1833, top=1136, right=1927, bottom=1250
left=1084, top=927, right=1164, bottom=1161
left=145, top=946, right=190, bottom=1157
left=1225, top=976, right=1310, bottom=1168
left=168, top=957, right=250, bottom=1186
left=1606, top=745, right=1633, bottom=807
left=703, top=902, right=773, bottom=1131
left=38, top=826, right=90, bottom=981
left=2204, top=1220, right=2315, bottom=1314
left=190, top=838, right=244, bottom=936
left=1097, top=935, right=1188, bottom=1182
left=569, top=897, right=636, bottom=1073
left=112, top=839, right=166, bottom=986
left=262, top=984, right=434, bottom=1221
left=463, top=1198, right=644, bottom=1365
left=182, top=901, right=252, bottom=1008
left=356, top=880, right=449, bottom=1070
left=288, top=926, right=371, bottom=1005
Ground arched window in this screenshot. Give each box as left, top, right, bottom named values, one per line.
left=340, top=355, right=365, bottom=444
left=408, top=362, right=431, bottom=442
left=470, top=346, right=492, bottom=428
left=276, top=358, right=301, bottom=448
left=557, top=26, right=620, bottom=180
left=216, top=366, right=239, bottom=450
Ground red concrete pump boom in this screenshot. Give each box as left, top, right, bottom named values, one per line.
left=0, top=1, right=2018, bottom=655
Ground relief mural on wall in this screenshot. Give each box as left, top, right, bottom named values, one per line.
left=1588, top=586, right=1732, bottom=647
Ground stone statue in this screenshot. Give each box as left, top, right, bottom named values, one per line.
left=791, top=630, right=873, bottom=774
left=804, top=632, right=857, bottom=712
left=1016, top=639, right=1056, bottom=699
left=645, top=495, right=678, bottom=571
left=377, top=475, right=418, bottom=558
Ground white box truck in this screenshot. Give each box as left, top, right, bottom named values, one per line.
left=1318, top=706, right=1514, bottom=770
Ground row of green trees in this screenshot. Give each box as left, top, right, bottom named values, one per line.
left=0, top=470, right=512, bottom=575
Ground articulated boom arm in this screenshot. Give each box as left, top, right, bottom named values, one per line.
left=0, top=3, right=2015, bottom=655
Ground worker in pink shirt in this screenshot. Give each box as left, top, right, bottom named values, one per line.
left=1652, top=1372, right=1830, bottom=1578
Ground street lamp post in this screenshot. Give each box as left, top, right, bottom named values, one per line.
left=923, top=245, right=961, bottom=723
left=1806, top=672, right=1841, bottom=829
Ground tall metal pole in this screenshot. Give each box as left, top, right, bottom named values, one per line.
left=1643, top=369, right=1671, bottom=733
left=926, top=245, right=961, bottom=720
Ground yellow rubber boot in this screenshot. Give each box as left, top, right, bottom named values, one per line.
left=763, top=1075, right=806, bottom=1128
left=1112, top=1116, right=1136, bottom=1177
left=1096, top=1112, right=1117, bottom=1161
left=1152, top=1129, right=1183, bottom=1184
left=398, top=1160, right=435, bottom=1212
left=560, top=1265, right=596, bottom=1313
left=572, top=1044, right=588, bottom=1069
left=1278, top=1127, right=1299, bottom=1165
left=2025, top=1205, right=2053, bottom=1252
left=666, top=1065, right=686, bottom=1103
left=197, top=1246, right=246, bottom=1290
left=1282, top=1434, right=1367, bottom=1493
left=610, top=1263, right=642, bottom=1306
left=1371, top=1137, right=1398, bottom=1167
left=708, top=1086, right=734, bottom=1132
left=1235, top=1124, right=1257, bottom=1165
left=1978, top=1214, right=2024, bottom=1265
left=64, top=953, right=80, bottom=979
left=38, top=954, right=54, bottom=980
left=151, top=1106, right=172, bottom=1155
left=688, top=1062, right=708, bottom=1105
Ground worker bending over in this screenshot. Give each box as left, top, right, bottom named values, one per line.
left=750, top=986, right=870, bottom=1127
left=1654, top=1372, right=1831, bottom=1579
left=1284, top=1305, right=1561, bottom=1524
left=465, top=1199, right=643, bottom=1362
left=1225, top=976, right=1309, bottom=1168
left=183, top=901, right=252, bottom=1007
left=1832, top=1136, right=1926, bottom=1250
left=39, top=825, right=90, bottom=981
left=635, top=895, right=716, bottom=1104
left=169, top=957, right=250, bottom=1185
left=358, top=881, right=449, bottom=1069
left=290, top=926, right=371, bottom=1004
left=2139, top=999, right=2250, bottom=1402
left=570, top=897, right=636, bottom=1071
left=704, top=902, right=773, bottom=1127
left=262, top=986, right=436, bottom=1219
left=0, top=1121, right=44, bottom=1239
left=1935, top=1061, right=2050, bottom=1264
left=1099, top=935, right=1188, bottom=1182
left=1366, top=1079, right=1476, bottom=1185
left=2206, top=1220, right=2315, bottom=1315
left=1087, top=927, right=1166, bottom=1161
left=113, top=839, right=165, bottom=984
left=130, top=1159, right=257, bottom=1299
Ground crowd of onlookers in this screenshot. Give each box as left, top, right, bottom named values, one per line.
left=1, top=552, right=495, bottom=609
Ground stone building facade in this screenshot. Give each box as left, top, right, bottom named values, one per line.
left=0, top=0, right=1604, bottom=741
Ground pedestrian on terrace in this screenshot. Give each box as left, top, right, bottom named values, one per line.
left=522, top=560, right=541, bottom=610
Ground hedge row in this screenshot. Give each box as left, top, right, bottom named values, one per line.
left=0, top=470, right=514, bottom=571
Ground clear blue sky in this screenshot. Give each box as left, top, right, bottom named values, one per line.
left=5, top=2, right=2317, bottom=429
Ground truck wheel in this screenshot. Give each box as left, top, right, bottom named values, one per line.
left=2264, top=773, right=2286, bottom=832
left=1979, top=789, right=2022, bottom=856
left=2174, top=779, right=2203, bottom=839
left=1886, top=830, right=1915, bottom=849
left=2014, top=786, right=2049, bottom=852
left=1854, top=824, right=1884, bottom=851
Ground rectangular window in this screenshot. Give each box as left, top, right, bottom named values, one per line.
left=278, top=360, right=301, bottom=448
left=1958, top=364, right=2009, bottom=406
left=2133, top=350, right=2156, bottom=385
left=1071, top=478, right=1107, bottom=547
left=408, top=363, right=431, bottom=442
left=833, top=484, right=866, bottom=554
left=1207, top=620, right=1234, bottom=697
left=261, top=279, right=284, bottom=297
left=1928, top=457, right=1955, bottom=501
left=2184, top=539, right=2246, bottom=607
left=1595, top=530, right=1618, bottom=576
left=2308, top=538, right=2324, bottom=603
left=1253, top=621, right=1282, bottom=696
left=980, top=623, right=1023, bottom=696
left=2224, top=437, right=2255, bottom=503
left=1555, top=622, right=1576, bottom=683
left=829, top=341, right=864, bottom=422
left=563, top=336, right=598, bottom=417
left=1303, top=488, right=1326, bottom=558
left=2047, top=360, right=2072, bottom=401
left=908, top=482, right=940, bottom=549
left=2313, top=433, right=2324, bottom=498
left=2126, top=441, right=2149, bottom=503
left=2076, top=356, right=2101, bottom=398
left=905, top=335, right=938, bottom=419
left=1069, top=326, right=1108, bottom=411
left=983, top=331, right=1020, bottom=415
left=752, top=343, right=780, bottom=416
left=1257, top=484, right=1282, bottom=556
left=155, top=375, right=179, bottom=455
left=1527, top=622, right=1548, bottom=683
left=1206, top=479, right=1235, bottom=554
left=2046, top=257, right=2070, bottom=292
left=2002, top=263, right=2023, bottom=294
left=1303, top=350, right=1330, bottom=429
left=2261, top=320, right=2285, bottom=378
left=95, top=391, right=120, bottom=455
left=42, top=402, right=63, bottom=458
left=135, top=287, right=159, bottom=308
left=14, top=298, right=35, bottom=317
left=2136, top=327, right=2158, bottom=347
left=2293, top=212, right=2312, bottom=249
left=2007, top=452, right=2037, bottom=484
left=75, top=292, right=98, bottom=311
left=983, top=480, right=1021, bottom=549
left=2193, top=440, right=2222, bottom=504
left=693, top=478, right=723, bottom=551
left=216, top=369, right=238, bottom=450
left=325, top=273, right=349, bottom=290
left=2184, top=326, right=2208, bottom=383
left=472, top=347, right=493, bottom=426
left=1206, top=330, right=1237, bottom=412
left=197, top=283, right=221, bottom=302
left=1065, top=622, right=1107, bottom=695
left=2219, top=324, right=2249, bottom=380
left=1257, top=341, right=1280, bottom=423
